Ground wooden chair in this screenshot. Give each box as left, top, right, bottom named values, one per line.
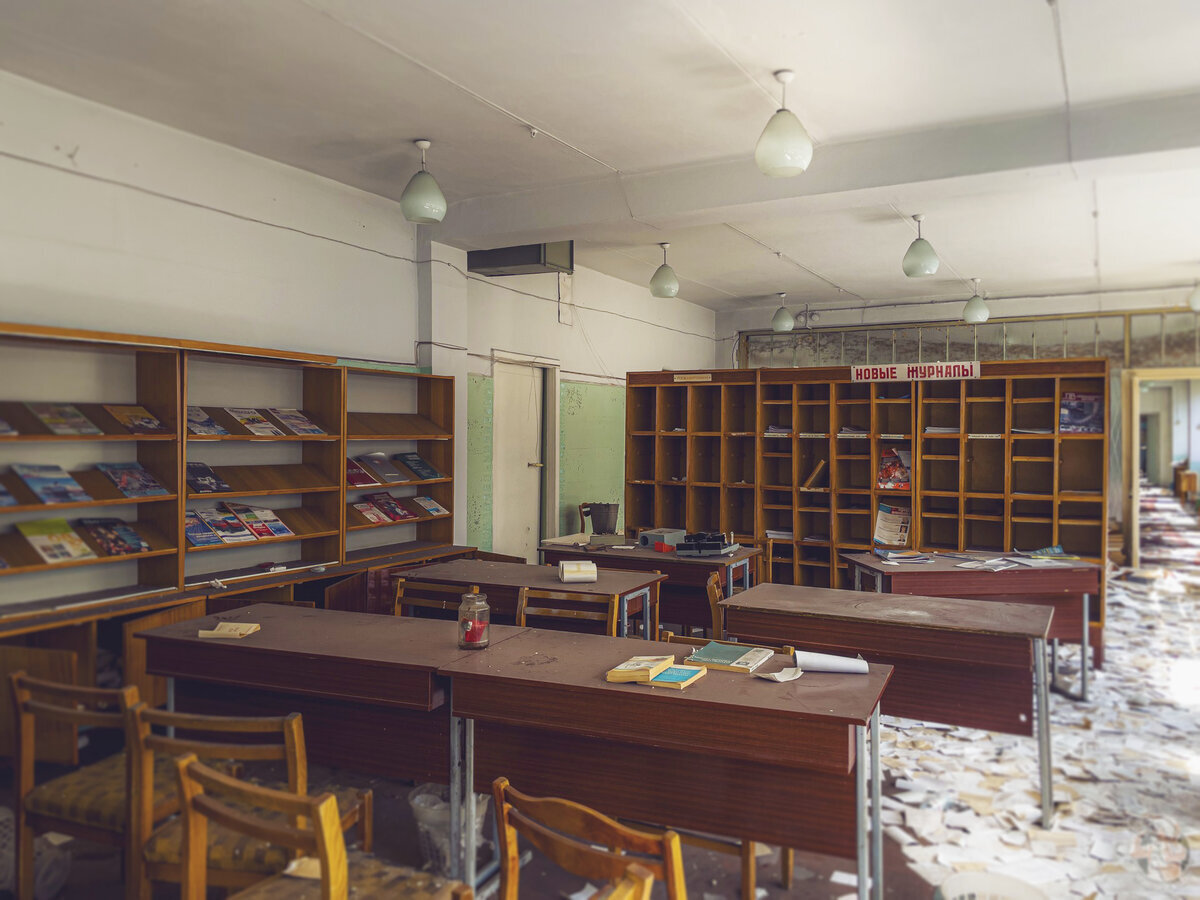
left=589, top=863, right=656, bottom=900
left=9, top=672, right=140, bottom=900
left=127, top=703, right=373, bottom=899
left=174, top=754, right=471, bottom=900
left=653, top=633, right=799, bottom=897
left=515, top=587, right=619, bottom=636
left=704, top=572, right=725, bottom=639
left=492, top=777, right=685, bottom=900
left=394, top=578, right=479, bottom=619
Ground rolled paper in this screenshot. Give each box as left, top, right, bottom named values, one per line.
left=792, top=650, right=869, bottom=674
left=558, top=560, right=598, bottom=583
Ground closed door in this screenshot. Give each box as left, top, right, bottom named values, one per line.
left=492, top=362, right=545, bottom=561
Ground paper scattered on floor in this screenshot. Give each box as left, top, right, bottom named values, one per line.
left=863, top=486, right=1200, bottom=898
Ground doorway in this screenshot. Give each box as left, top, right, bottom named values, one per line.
left=1140, top=412, right=1160, bottom=485
left=491, top=360, right=558, bottom=561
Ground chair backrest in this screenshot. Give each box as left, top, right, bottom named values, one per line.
left=394, top=578, right=479, bottom=618
left=492, top=777, right=685, bottom=900
left=173, top=753, right=345, bottom=900
left=516, top=587, right=618, bottom=636
left=591, top=863, right=655, bottom=900
left=658, top=631, right=795, bottom=658
left=8, top=671, right=140, bottom=801
left=474, top=551, right=527, bottom=564
left=704, top=572, right=724, bottom=639
left=126, top=702, right=308, bottom=860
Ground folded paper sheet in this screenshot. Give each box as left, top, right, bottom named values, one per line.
left=792, top=650, right=868, bottom=674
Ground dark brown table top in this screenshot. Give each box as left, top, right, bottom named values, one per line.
left=406, top=560, right=666, bottom=595
left=540, top=543, right=761, bottom=567
left=722, top=583, right=1053, bottom=640
left=137, top=602, right=528, bottom=674
left=841, top=550, right=1101, bottom=576
left=439, top=626, right=890, bottom=727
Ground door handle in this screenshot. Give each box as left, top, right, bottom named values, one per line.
left=527, top=462, right=545, bottom=468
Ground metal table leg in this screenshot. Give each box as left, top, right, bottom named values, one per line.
left=449, top=712, right=462, bottom=879
left=871, top=707, right=882, bottom=900
left=1034, top=636, right=1053, bottom=828
left=854, top=565, right=862, bottom=591
left=725, top=559, right=750, bottom=597
left=621, top=587, right=652, bottom=639
left=465, top=719, right=477, bottom=890
left=166, top=676, right=176, bottom=739
left=873, top=571, right=883, bottom=593
left=855, top=723, right=867, bottom=900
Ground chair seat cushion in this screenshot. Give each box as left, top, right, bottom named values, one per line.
left=144, top=784, right=365, bottom=875
left=232, top=850, right=463, bottom=899
left=24, top=751, right=182, bottom=833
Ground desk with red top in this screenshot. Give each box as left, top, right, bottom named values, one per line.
left=721, top=583, right=1055, bottom=828
left=841, top=550, right=1101, bottom=700
left=403, top=559, right=665, bottom=638
left=141, top=603, right=890, bottom=900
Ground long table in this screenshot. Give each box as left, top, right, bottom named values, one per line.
left=141, top=603, right=890, bottom=899
left=404, top=559, right=665, bottom=638
left=841, top=550, right=1101, bottom=700
left=721, top=583, right=1055, bottom=827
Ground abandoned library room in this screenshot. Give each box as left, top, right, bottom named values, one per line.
left=1, top=2, right=1199, bottom=898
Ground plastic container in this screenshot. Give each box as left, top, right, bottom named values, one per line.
left=934, top=872, right=1049, bottom=900
left=407, top=784, right=490, bottom=877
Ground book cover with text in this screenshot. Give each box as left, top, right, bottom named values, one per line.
left=12, top=463, right=93, bottom=504
left=26, top=403, right=102, bottom=435
left=96, top=462, right=169, bottom=498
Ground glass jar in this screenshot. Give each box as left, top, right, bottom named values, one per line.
left=457, top=591, right=490, bottom=649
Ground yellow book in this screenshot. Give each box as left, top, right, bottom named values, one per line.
left=198, top=622, right=261, bottom=639
left=605, top=655, right=674, bottom=683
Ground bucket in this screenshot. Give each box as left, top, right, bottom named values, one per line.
left=407, top=784, right=490, bottom=877
left=579, top=502, right=620, bottom=534
left=934, top=872, right=1049, bottom=900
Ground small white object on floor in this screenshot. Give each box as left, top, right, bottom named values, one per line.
left=567, top=884, right=599, bottom=900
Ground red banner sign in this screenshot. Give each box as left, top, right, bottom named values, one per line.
left=851, top=362, right=979, bottom=382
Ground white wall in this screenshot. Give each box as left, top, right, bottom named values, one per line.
left=0, top=71, right=421, bottom=359
left=465, top=263, right=717, bottom=381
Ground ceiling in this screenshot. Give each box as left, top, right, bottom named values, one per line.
left=5, top=0, right=1200, bottom=319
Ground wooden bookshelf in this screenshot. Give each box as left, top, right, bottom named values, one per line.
left=625, top=359, right=1110, bottom=650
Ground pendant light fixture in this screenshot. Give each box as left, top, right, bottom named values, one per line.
left=400, top=139, right=447, bottom=224
left=902, top=214, right=940, bottom=277
left=1189, top=282, right=1200, bottom=312
left=962, top=277, right=990, bottom=324
left=649, top=243, right=680, bottom=298
left=771, top=293, right=794, bottom=332
left=755, top=70, right=813, bottom=177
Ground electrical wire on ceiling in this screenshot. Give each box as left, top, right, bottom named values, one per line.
left=724, top=224, right=867, bottom=301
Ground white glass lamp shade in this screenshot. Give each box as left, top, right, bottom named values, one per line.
left=400, top=170, right=447, bottom=224
left=771, top=304, right=795, bottom=333
left=962, top=293, right=990, bottom=324
left=902, top=237, right=940, bottom=277
left=649, top=263, right=680, bottom=298
left=1189, top=283, right=1200, bottom=312
left=755, top=109, right=813, bottom=177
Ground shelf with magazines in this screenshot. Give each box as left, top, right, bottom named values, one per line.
left=343, top=366, right=454, bottom=561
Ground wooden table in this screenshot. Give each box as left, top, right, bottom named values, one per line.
left=138, top=603, right=527, bottom=781
left=721, top=583, right=1055, bottom=828
left=539, top=543, right=760, bottom=629
left=841, top=550, right=1101, bottom=700
left=404, top=559, right=665, bottom=638
left=441, top=627, right=892, bottom=900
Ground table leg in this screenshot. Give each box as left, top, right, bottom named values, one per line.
left=166, top=677, right=176, bottom=739
left=855, top=724, right=868, bottom=900
left=630, top=588, right=653, bottom=640
left=1034, top=637, right=1053, bottom=829
left=1080, top=594, right=1090, bottom=702
left=450, top=713, right=462, bottom=880
left=854, top=565, right=862, bottom=591
left=725, top=560, right=749, bottom=597
left=873, top=572, right=883, bottom=593
left=465, top=719, right=477, bottom=891
left=618, top=594, right=629, bottom=638
left=870, top=707, right=882, bottom=900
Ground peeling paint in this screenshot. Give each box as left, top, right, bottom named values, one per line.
left=466, top=374, right=494, bottom=551
left=559, top=381, right=625, bottom=535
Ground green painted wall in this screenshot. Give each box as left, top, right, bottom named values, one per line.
left=466, top=374, right=494, bottom=551
left=559, top=381, right=625, bottom=535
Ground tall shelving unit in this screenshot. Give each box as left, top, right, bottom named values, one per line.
left=626, top=359, right=1110, bottom=641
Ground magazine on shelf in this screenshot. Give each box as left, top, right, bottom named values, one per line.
left=872, top=502, right=911, bottom=547
left=222, top=502, right=294, bottom=538
left=0, top=482, right=15, bottom=507
left=195, top=508, right=257, bottom=543
left=393, top=452, right=443, bottom=481
left=876, top=448, right=912, bottom=490
left=267, top=408, right=325, bottom=436
left=346, top=457, right=380, bottom=487
left=0, top=416, right=18, bottom=436
left=12, top=463, right=93, bottom=504
left=186, top=462, right=232, bottom=494
left=355, top=452, right=412, bottom=484
left=183, top=511, right=223, bottom=547
left=77, top=518, right=150, bottom=555
left=1059, top=392, right=1103, bottom=434
left=186, top=406, right=229, bottom=436
left=362, top=492, right=418, bottom=522
left=352, top=501, right=392, bottom=524
left=96, top=462, right=169, bottom=498
left=410, top=495, right=450, bottom=516
left=26, top=403, right=102, bottom=436
left=103, top=405, right=171, bottom=435
left=225, top=407, right=285, bottom=437
left=17, top=518, right=97, bottom=564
